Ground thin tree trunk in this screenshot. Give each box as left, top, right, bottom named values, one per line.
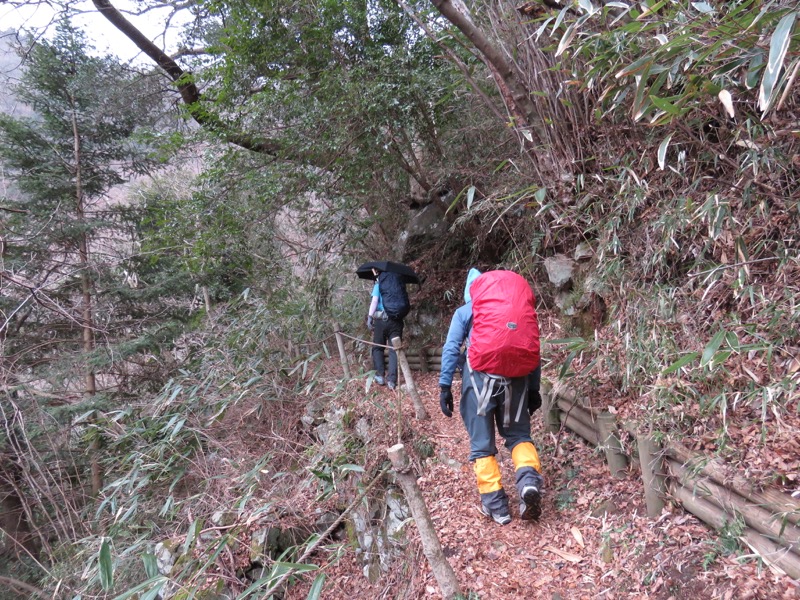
left=70, top=101, right=102, bottom=497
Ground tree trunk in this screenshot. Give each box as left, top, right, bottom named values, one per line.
left=90, top=0, right=319, bottom=162
left=387, top=444, right=461, bottom=599
left=0, top=457, right=37, bottom=559
left=430, top=0, right=546, bottom=144
left=71, top=101, right=102, bottom=497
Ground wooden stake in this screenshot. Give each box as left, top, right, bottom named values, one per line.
left=418, top=347, right=429, bottom=373
left=392, top=337, right=429, bottom=420
left=637, top=433, right=666, bottom=518
left=597, top=411, right=627, bottom=478
left=540, top=380, right=560, bottom=433
left=387, top=444, right=461, bottom=600
left=333, top=323, right=350, bottom=380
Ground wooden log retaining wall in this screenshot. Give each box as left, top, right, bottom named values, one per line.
left=544, top=380, right=800, bottom=579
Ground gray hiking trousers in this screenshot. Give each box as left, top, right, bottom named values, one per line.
left=459, top=365, right=534, bottom=462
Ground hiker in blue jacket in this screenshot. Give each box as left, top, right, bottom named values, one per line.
left=367, top=269, right=402, bottom=390
left=439, top=268, right=544, bottom=524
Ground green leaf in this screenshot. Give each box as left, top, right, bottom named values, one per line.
left=701, top=330, right=727, bottom=367
left=616, top=55, right=651, bottom=79
left=759, top=11, right=796, bottom=114
left=111, top=577, right=167, bottom=600
left=648, top=95, right=683, bottom=116
left=555, top=24, right=578, bottom=57
left=99, top=538, right=114, bottom=591
left=142, top=552, right=158, bottom=578
left=662, top=352, right=699, bottom=374
left=657, top=133, right=674, bottom=170
left=184, top=518, right=200, bottom=554
left=306, top=574, right=326, bottom=600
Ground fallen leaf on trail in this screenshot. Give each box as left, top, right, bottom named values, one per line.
left=544, top=545, right=583, bottom=563
left=570, top=526, right=585, bottom=548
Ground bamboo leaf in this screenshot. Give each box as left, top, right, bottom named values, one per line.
left=141, top=583, right=166, bottom=600
left=306, top=574, right=326, bottom=600
left=183, top=518, right=200, bottom=554
left=649, top=95, right=682, bottom=116
left=555, top=24, right=578, bottom=57
left=662, top=352, right=699, bottom=374
left=99, top=538, right=114, bottom=591
left=578, top=0, right=596, bottom=15
left=701, top=330, right=727, bottom=367
left=142, top=553, right=158, bottom=578
left=758, top=11, right=797, bottom=114
left=657, top=132, right=674, bottom=170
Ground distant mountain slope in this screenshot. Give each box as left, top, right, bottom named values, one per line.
left=0, top=28, right=32, bottom=117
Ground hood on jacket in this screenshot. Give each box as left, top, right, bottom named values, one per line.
left=463, top=268, right=482, bottom=303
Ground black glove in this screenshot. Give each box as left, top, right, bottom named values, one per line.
left=439, top=385, right=453, bottom=417
left=367, top=315, right=374, bottom=331
left=528, top=364, right=542, bottom=415
left=527, top=389, right=542, bottom=415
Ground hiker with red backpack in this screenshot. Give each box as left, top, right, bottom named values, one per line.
left=439, top=268, right=544, bottom=524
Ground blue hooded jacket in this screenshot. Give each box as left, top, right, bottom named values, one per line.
left=439, top=268, right=482, bottom=387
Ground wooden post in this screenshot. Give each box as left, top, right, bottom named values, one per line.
left=597, top=411, right=627, bottom=478
left=636, top=433, right=666, bottom=517
left=540, top=380, right=560, bottom=433
left=387, top=444, right=461, bottom=600
left=333, top=323, right=350, bottom=380
left=392, top=337, right=428, bottom=420
left=418, top=348, right=429, bottom=373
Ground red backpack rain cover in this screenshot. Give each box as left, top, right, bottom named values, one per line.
left=467, top=271, right=540, bottom=378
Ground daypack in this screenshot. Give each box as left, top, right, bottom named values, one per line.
left=467, top=270, right=540, bottom=378
left=378, top=271, right=410, bottom=319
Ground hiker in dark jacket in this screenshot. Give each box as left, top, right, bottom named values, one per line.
left=367, top=268, right=402, bottom=390
left=439, top=268, right=544, bottom=525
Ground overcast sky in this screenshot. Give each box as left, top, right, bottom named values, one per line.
left=0, top=0, right=189, bottom=63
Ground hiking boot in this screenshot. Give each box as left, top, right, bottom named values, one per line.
left=480, top=504, right=511, bottom=525
left=519, top=485, right=542, bottom=521
left=374, top=375, right=385, bottom=386
left=387, top=381, right=396, bottom=390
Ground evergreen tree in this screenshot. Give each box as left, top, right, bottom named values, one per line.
left=0, top=20, right=161, bottom=535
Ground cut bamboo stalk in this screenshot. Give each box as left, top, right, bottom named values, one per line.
left=637, top=433, right=666, bottom=517
left=387, top=444, right=461, bottom=599
left=333, top=323, right=350, bottom=380
left=418, top=348, right=429, bottom=373
left=560, top=412, right=600, bottom=446
left=392, top=337, right=428, bottom=420
left=668, top=460, right=800, bottom=553
left=540, top=380, right=560, bottom=433
left=671, top=481, right=800, bottom=579
left=597, top=411, right=627, bottom=478
left=667, top=443, right=800, bottom=526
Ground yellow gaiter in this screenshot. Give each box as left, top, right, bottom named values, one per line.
left=511, top=442, right=541, bottom=472
left=474, top=456, right=503, bottom=494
